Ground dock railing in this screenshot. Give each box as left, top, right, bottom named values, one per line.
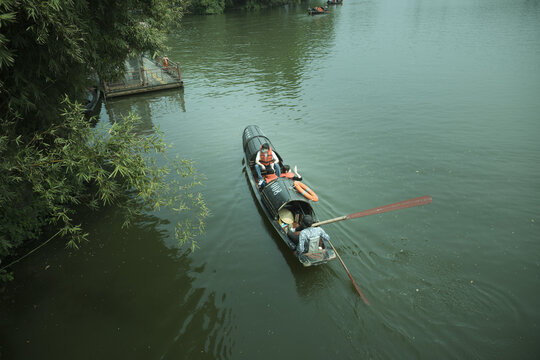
left=150, top=56, right=182, bottom=83
left=103, top=55, right=183, bottom=98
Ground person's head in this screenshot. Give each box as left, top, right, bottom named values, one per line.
left=261, top=143, right=269, bottom=153
left=303, top=215, right=314, bottom=227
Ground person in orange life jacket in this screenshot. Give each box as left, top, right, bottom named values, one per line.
left=163, top=56, right=169, bottom=70
left=255, top=143, right=281, bottom=186
left=280, top=165, right=302, bottom=181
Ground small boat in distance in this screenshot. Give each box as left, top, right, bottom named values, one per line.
left=308, top=6, right=328, bottom=15
left=242, top=125, right=336, bottom=267
left=327, top=0, right=343, bottom=5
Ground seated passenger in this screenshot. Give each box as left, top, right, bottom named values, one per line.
left=255, top=143, right=281, bottom=186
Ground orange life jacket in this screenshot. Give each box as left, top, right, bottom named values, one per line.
left=259, top=146, right=274, bottom=166
left=281, top=172, right=295, bottom=179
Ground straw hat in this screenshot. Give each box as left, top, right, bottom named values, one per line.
left=278, top=208, right=294, bottom=224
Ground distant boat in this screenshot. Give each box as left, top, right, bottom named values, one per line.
left=242, top=125, right=336, bottom=267
left=308, top=6, right=328, bottom=15
left=327, top=0, right=343, bottom=5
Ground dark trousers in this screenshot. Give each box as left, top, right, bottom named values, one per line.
left=287, top=229, right=300, bottom=245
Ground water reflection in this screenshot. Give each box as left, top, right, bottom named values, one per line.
left=103, top=88, right=186, bottom=133
left=168, top=6, right=337, bottom=107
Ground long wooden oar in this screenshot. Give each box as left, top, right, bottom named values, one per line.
left=313, top=195, right=432, bottom=227
left=328, top=239, right=370, bottom=305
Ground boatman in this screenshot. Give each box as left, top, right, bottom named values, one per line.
left=287, top=215, right=330, bottom=257
left=255, top=143, right=281, bottom=187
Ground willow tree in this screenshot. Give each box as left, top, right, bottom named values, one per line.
left=0, top=0, right=207, bottom=282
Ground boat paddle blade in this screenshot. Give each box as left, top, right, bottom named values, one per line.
left=347, top=195, right=432, bottom=220
left=313, top=195, right=432, bottom=227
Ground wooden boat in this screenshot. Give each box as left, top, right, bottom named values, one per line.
left=307, top=6, right=328, bottom=15
left=242, top=125, right=336, bottom=267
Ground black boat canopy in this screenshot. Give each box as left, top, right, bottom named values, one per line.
left=261, top=178, right=311, bottom=219
left=243, top=125, right=282, bottom=163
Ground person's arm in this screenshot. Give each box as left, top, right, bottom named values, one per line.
left=255, top=152, right=264, bottom=168
left=320, top=228, right=330, bottom=242
left=270, top=152, right=279, bottom=170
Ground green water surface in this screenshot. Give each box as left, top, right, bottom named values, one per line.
left=2, top=0, right=539, bottom=359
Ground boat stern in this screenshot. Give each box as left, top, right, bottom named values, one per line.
left=298, top=248, right=336, bottom=267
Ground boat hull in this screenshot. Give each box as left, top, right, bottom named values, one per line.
left=308, top=9, right=327, bottom=15
left=84, top=87, right=102, bottom=117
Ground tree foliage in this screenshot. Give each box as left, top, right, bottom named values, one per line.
left=1, top=0, right=185, bottom=129
left=2, top=98, right=208, bottom=244
left=0, top=0, right=207, bottom=280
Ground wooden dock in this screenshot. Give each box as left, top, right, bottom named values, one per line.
left=102, top=55, right=183, bottom=98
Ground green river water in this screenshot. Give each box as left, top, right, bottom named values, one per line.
left=1, top=0, right=540, bottom=359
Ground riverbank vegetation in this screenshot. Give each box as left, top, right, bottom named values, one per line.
left=0, top=0, right=207, bottom=283
left=188, top=0, right=301, bottom=15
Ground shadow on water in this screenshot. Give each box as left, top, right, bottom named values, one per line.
left=0, top=206, right=231, bottom=360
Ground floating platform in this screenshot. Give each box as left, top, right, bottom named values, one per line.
left=102, top=55, right=183, bottom=98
